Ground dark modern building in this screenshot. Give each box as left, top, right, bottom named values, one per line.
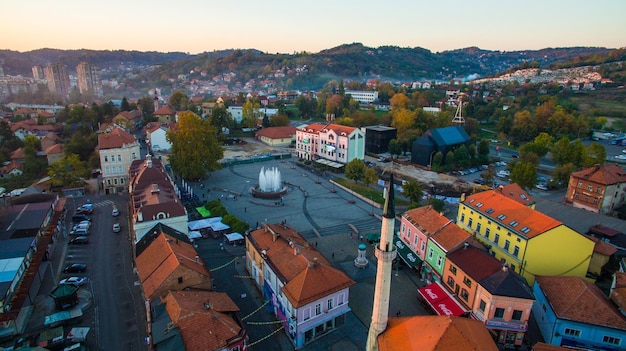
left=411, top=126, right=471, bottom=167
left=363, top=125, right=397, bottom=154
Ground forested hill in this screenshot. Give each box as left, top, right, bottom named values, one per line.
left=0, top=44, right=618, bottom=88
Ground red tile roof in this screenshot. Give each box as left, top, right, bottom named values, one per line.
left=164, top=290, right=243, bottom=351
left=256, top=126, right=297, bottom=139
left=495, top=183, right=535, bottom=206
left=299, top=123, right=356, bottom=136
left=154, top=105, right=176, bottom=115
left=378, top=315, right=498, bottom=351
left=610, top=272, right=626, bottom=312
left=248, top=224, right=354, bottom=307
left=447, top=244, right=502, bottom=282
left=10, top=148, right=24, bottom=160
left=463, top=190, right=561, bottom=239
left=571, top=164, right=626, bottom=185
left=402, top=205, right=452, bottom=235
left=584, top=235, right=618, bottom=256
left=97, top=127, right=137, bottom=149
left=536, top=276, right=626, bottom=330
left=45, top=143, right=64, bottom=155
left=136, top=233, right=210, bottom=299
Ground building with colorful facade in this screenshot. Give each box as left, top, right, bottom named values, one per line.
left=245, top=224, right=355, bottom=348
left=443, top=244, right=535, bottom=348
left=295, top=123, right=365, bottom=166
left=457, top=188, right=595, bottom=285
left=533, top=276, right=626, bottom=350
left=566, top=164, right=626, bottom=214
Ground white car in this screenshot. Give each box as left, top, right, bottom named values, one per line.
left=615, top=155, right=626, bottom=160
left=113, top=223, right=121, bottom=233
left=59, top=276, right=89, bottom=286
left=112, top=207, right=119, bottom=217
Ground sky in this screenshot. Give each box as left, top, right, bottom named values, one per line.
left=3, top=0, right=625, bottom=54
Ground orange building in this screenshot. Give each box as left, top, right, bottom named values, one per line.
left=566, top=164, right=626, bottom=214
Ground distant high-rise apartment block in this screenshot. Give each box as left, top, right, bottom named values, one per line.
left=32, top=65, right=45, bottom=80
left=44, top=63, right=70, bottom=98
left=0, top=58, right=5, bottom=76
left=76, top=61, right=103, bottom=98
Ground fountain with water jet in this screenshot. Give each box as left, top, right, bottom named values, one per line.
left=250, top=167, right=288, bottom=199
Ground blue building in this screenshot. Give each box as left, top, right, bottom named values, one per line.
left=410, top=125, right=470, bottom=167
left=532, top=276, right=626, bottom=350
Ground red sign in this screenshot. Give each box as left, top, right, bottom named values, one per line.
left=418, top=282, right=467, bottom=317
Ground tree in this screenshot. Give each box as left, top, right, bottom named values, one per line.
left=391, top=108, right=416, bottom=142
left=48, top=154, right=89, bottom=187
left=583, top=142, right=607, bottom=167
left=363, top=167, right=378, bottom=188
left=167, top=111, right=224, bottom=180
left=168, top=90, right=188, bottom=111
left=509, top=162, right=537, bottom=190
left=208, top=105, right=233, bottom=137
left=388, top=139, right=402, bottom=159
left=121, top=97, right=131, bottom=112
left=402, top=179, right=423, bottom=206
left=270, top=113, right=291, bottom=127
left=241, top=100, right=261, bottom=128
left=344, top=159, right=366, bottom=183
left=481, top=165, right=497, bottom=185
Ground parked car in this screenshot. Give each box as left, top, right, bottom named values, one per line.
left=76, top=206, right=93, bottom=215
left=113, top=223, right=121, bottom=233
left=535, top=183, right=549, bottom=191
left=72, top=222, right=90, bottom=231
left=72, top=214, right=91, bottom=223
left=59, top=276, right=89, bottom=286
left=63, top=264, right=87, bottom=273
left=69, top=236, right=88, bottom=245
left=69, top=228, right=89, bottom=236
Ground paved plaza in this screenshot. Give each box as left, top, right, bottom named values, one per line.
left=188, top=156, right=432, bottom=350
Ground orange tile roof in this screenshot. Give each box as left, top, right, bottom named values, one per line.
left=45, top=143, right=63, bottom=155
left=256, top=126, right=297, bottom=139
left=495, top=183, right=535, bottom=206
left=97, top=127, right=137, bottom=149
left=248, top=224, right=354, bottom=307
left=464, top=190, right=561, bottom=239
left=378, top=315, right=498, bottom=351
left=10, top=148, right=24, bottom=159
left=536, top=276, right=626, bottom=330
left=571, top=164, right=626, bottom=185
left=136, top=233, right=211, bottom=299
left=430, top=223, right=472, bottom=252
left=164, top=291, right=242, bottom=351
left=402, top=206, right=452, bottom=234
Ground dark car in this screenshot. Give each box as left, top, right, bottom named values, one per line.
left=63, top=263, right=87, bottom=273
left=72, top=214, right=91, bottom=223
left=69, top=236, right=88, bottom=245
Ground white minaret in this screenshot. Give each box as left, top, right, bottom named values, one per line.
left=366, top=174, right=397, bottom=351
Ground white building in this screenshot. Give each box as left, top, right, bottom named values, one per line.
left=345, top=90, right=379, bottom=104
left=98, top=127, right=140, bottom=194
left=296, top=123, right=365, bottom=165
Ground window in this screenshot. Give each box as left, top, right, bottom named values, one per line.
left=107, top=179, right=111, bottom=185
left=479, top=300, right=486, bottom=312
left=476, top=223, right=481, bottom=234
left=118, top=155, right=122, bottom=162
left=460, top=288, right=469, bottom=301
left=463, top=277, right=472, bottom=287
left=327, top=299, right=333, bottom=310
left=428, top=248, right=434, bottom=259
left=485, top=228, right=490, bottom=239
left=420, top=240, right=426, bottom=253
left=603, top=336, right=621, bottom=345
left=494, top=234, right=500, bottom=245
left=513, top=246, right=520, bottom=257
left=132, top=152, right=136, bottom=159
left=408, top=229, right=411, bottom=239
left=577, top=181, right=582, bottom=188
left=177, top=277, right=183, bottom=284
left=436, top=255, right=443, bottom=267
left=447, top=276, right=455, bottom=288
left=504, top=240, right=510, bottom=251
left=587, top=185, right=593, bottom=191
left=461, top=213, right=465, bottom=223
left=512, top=310, right=523, bottom=321
left=304, top=308, right=311, bottom=321
left=402, top=224, right=405, bottom=233
left=104, top=155, right=108, bottom=162
left=468, top=218, right=473, bottom=229
left=449, top=266, right=457, bottom=275
left=315, top=303, right=322, bottom=315
left=414, top=235, right=418, bottom=245
left=338, top=293, right=344, bottom=305
left=494, top=308, right=505, bottom=319
left=564, top=328, right=581, bottom=337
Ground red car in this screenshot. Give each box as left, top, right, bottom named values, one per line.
left=76, top=206, right=93, bottom=215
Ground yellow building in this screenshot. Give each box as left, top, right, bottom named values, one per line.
left=457, top=189, right=595, bottom=285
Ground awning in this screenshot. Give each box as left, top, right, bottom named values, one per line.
left=395, top=237, right=422, bottom=268
left=418, top=281, right=467, bottom=316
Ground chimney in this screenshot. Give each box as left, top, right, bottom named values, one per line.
left=463, top=242, right=469, bottom=250
left=195, top=255, right=199, bottom=263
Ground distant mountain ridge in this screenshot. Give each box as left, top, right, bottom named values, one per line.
left=0, top=44, right=616, bottom=90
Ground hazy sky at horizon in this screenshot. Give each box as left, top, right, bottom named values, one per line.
left=3, top=0, right=625, bottom=54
